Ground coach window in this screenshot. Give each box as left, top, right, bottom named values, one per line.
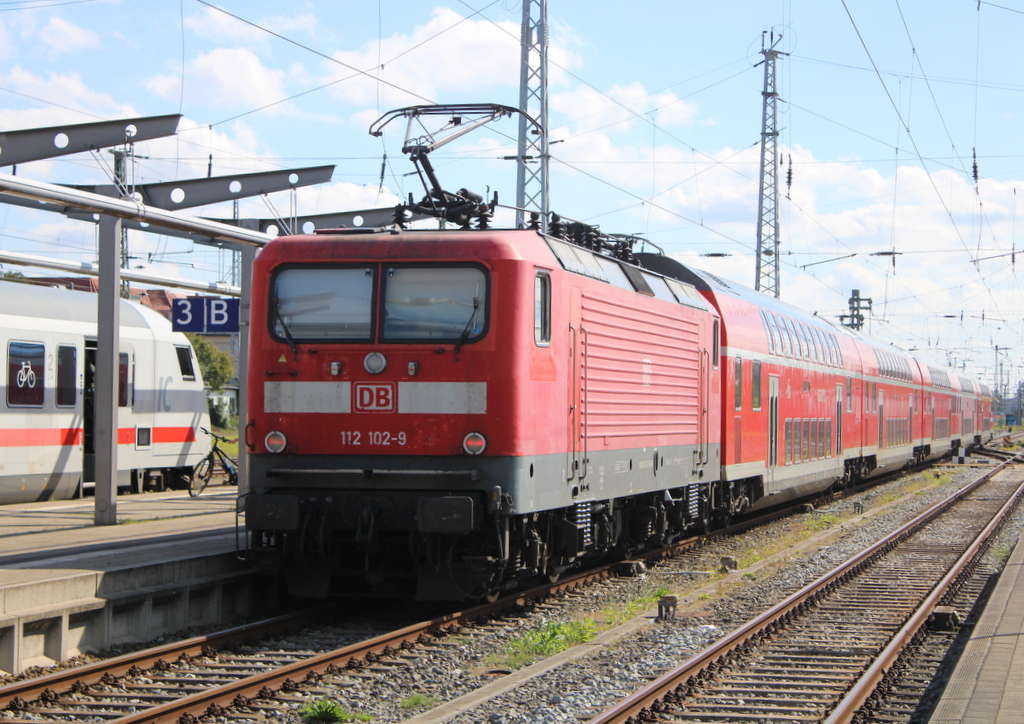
left=534, top=272, right=551, bottom=346
left=8, top=341, right=44, bottom=407
left=752, top=361, right=762, bottom=410
left=734, top=358, right=744, bottom=410
left=846, top=377, right=852, bottom=413
left=777, top=315, right=793, bottom=357
left=56, top=345, right=77, bottom=407
left=175, top=345, right=196, bottom=381
left=807, top=327, right=820, bottom=363
left=800, top=324, right=812, bottom=360
left=813, top=328, right=827, bottom=364
left=785, top=419, right=793, bottom=464
left=759, top=311, right=775, bottom=355
left=787, top=318, right=804, bottom=359
left=767, top=313, right=783, bottom=356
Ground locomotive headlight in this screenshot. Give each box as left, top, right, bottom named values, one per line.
left=463, top=432, right=487, bottom=455
left=364, top=352, right=387, bottom=374
left=265, top=430, right=288, bottom=453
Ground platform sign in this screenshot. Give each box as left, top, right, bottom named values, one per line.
left=172, top=297, right=240, bottom=333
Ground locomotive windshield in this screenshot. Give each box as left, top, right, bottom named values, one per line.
left=382, top=266, right=487, bottom=342
left=272, top=267, right=375, bottom=341
left=269, top=264, right=488, bottom=344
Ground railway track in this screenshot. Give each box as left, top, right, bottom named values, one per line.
left=586, top=451, right=1024, bottom=724
left=1, top=443, right=1018, bottom=724
left=0, top=555, right=632, bottom=723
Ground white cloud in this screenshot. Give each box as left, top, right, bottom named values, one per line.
left=321, top=7, right=524, bottom=109
left=38, top=17, right=100, bottom=55
left=552, top=83, right=698, bottom=138
left=184, top=7, right=319, bottom=45
left=0, top=65, right=136, bottom=121
left=148, top=48, right=292, bottom=111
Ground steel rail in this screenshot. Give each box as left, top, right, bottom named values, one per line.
left=104, top=571, right=621, bottom=724
left=824, top=451, right=1024, bottom=724
left=0, top=607, right=335, bottom=710
left=585, top=455, right=1023, bottom=724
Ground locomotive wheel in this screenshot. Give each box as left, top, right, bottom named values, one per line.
left=545, top=563, right=567, bottom=584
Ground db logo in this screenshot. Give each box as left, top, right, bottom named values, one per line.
left=354, top=382, right=396, bottom=412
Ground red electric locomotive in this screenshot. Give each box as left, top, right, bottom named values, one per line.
left=244, top=225, right=722, bottom=598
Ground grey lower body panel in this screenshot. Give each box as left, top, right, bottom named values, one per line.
left=0, top=472, right=80, bottom=504
left=247, top=443, right=719, bottom=530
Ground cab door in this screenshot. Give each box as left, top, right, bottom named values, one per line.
left=567, top=288, right=587, bottom=483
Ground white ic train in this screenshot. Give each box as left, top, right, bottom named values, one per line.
left=0, top=280, right=211, bottom=503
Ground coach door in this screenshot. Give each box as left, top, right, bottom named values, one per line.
left=878, top=390, right=885, bottom=449
left=567, top=288, right=587, bottom=483
left=766, top=376, right=779, bottom=492
left=836, top=383, right=844, bottom=454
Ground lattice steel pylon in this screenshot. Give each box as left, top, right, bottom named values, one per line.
left=515, top=0, right=549, bottom=231
left=754, top=32, right=787, bottom=298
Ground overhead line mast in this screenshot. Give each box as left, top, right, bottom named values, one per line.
left=754, top=31, right=788, bottom=298
left=515, top=0, right=549, bottom=231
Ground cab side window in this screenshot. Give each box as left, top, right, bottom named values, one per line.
left=534, top=272, right=551, bottom=346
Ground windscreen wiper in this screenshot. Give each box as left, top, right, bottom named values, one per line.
left=272, top=293, right=299, bottom=355
left=453, top=297, right=480, bottom=360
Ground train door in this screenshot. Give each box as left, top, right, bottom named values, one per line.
left=83, top=342, right=131, bottom=483
left=836, top=383, right=843, bottom=454
left=84, top=342, right=96, bottom=482
left=766, top=376, right=779, bottom=493
left=567, top=288, right=587, bottom=483
left=878, top=390, right=885, bottom=449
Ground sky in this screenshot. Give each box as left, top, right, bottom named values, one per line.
left=1, top=0, right=1023, bottom=394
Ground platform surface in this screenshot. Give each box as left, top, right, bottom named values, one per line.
left=928, top=523, right=1024, bottom=724
left=0, top=487, right=240, bottom=588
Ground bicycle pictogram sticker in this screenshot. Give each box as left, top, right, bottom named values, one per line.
left=16, top=361, right=36, bottom=389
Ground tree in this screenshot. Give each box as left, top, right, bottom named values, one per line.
left=184, top=333, right=235, bottom=391
left=1, top=270, right=27, bottom=282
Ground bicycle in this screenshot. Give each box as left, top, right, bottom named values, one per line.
left=190, top=427, right=239, bottom=497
